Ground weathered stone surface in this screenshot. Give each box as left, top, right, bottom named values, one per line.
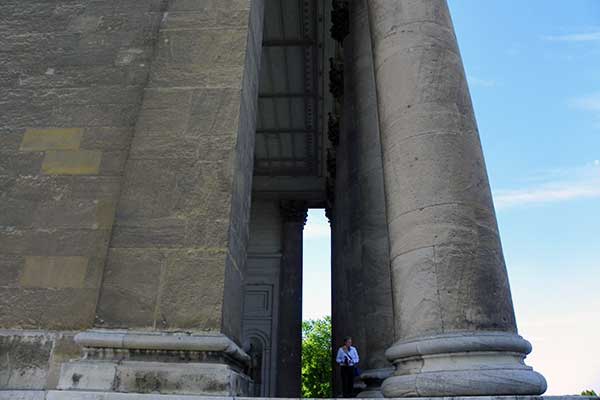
left=1, top=394, right=596, bottom=400
left=58, top=361, right=250, bottom=396
left=0, top=228, right=110, bottom=257
left=0, top=289, right=97, bottom=329
left=276, top=203, right=306, bottom=397
left=0, top=333, right=52, bottom=389
left=20, top=128, right=83, bottom=152
left=332, top=1, right=395, bottom=396
left=97, top=0, right=264, bottom=349
left=367, top=0, right=545, bottom=396
left=0, top=331, right=78, bottom=390
left=20, top=256, right=88, bottom=289
left=96, top=249, right=164, bottom=328
left=0, top=391, right=46, bottom=400
left=0, top=0, right=163, bottom=332
left=158, top=251, right=227, bottom=330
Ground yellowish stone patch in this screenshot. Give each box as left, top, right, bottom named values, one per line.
left=42, top=150, right=102, bottom=175
left=20, top=128, right=83, bottom=151
left=20, top=256, right=88, bottom=288
left=95, top=200, right=116, bottom=228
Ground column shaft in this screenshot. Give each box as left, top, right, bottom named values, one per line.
left=366, top=0, right=546, bottom=396
left=276, top=201, right=307, bottom=397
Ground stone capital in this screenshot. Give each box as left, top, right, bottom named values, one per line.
left=280, top=200, right=308, bottom=225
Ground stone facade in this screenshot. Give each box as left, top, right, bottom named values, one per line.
left=1, top=0, right=549, bottom=398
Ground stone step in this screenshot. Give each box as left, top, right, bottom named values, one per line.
left=0, top=391, right=597, bottom=400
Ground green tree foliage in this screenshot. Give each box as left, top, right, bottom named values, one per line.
left=302, top=316, right=332, bottom=398
left=581, top=389, right=598, bottom=397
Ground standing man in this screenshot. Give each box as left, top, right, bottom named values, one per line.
left=336, top=336, right=359, bottom=397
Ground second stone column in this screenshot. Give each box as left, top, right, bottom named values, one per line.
left=276, top=201, right=307, bottom=397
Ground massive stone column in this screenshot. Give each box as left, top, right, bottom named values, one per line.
left=366, top=0, right=547, bottom=397
left=276, top=200, right=307, bottom=398
left=56, top=0, right=265, bottom=396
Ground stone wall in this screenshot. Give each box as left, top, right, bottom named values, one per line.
left=95, top=0, right=264, bottom=343
left=1, top=0, right=264, bottom=390
left=0, top=0, right=164, bottom=330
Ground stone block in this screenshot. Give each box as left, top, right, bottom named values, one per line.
left=0, top=128, right=25, bottom=151
left=184, top=217, right=231, bottom=248
left=58, top=361, right=116, bottom=392
left=49, top=103, right=139, bottom=127
left=158, top=250, right=228, bottom=330
left=149, top=62, right=244, bottom=88
left=168, top=0, right=249, bottom=12
left=2, top=175, right=120, bottom=205
left=154, top=29, right=248, bottom=68
left=46, top=333, right=81, bottom=389
left=96, top=200, right=117, bottom=229
left=390, top=246, right=443, bottom=339
left=0, top=332, right=52, bottom=389
left=32, top=199, right=101, bottom=229
left=0, top=197, right=37, bottom=227
left=382, top=132, right=493, bottom=218
left=129, top=132, right=203, bottom=160
left=0, top=254, right=24, bottom=288
left=114, top=158, right=233, bottom=223
left=7, top=64, right=150, bottom=90
left=98, top=150, right=128, bottom=176
left=0, top=227, right=110, bottom=257
left=42, top=150, right=102, bottom=175
left=162, top=7, right=250, bottom=30
left=0, top=391, right=45, bottom=400
left=0, top=288, right=97, bottom=329
left=20, top=256, right=88, bottom=289
left=63, top=176, right=122, bottom=201
left=110, top=218, right=187, bottom=248
left=81, top=127, right=133, bottom=151
left=0, top=152, right=44, bottom=176
left=19, top=128, right=82, bottom=151
left=133, top=91, right=192, bottom=136
left=188, top=89, right=242, bottom=137
left=96, top=249, right=164, bottom=328
left=57, top=360, right=250, bottom=396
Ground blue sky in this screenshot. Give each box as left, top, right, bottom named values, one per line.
left=302, top=1, right=600, bottom=395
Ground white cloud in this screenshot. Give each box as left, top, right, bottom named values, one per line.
left=543, top=31, right=600, bottom=42
left=569, top=93, right=600, bottom=112
left=494, top=162, right=600, bottom=210
left=468, top=76, right=498, bottom=88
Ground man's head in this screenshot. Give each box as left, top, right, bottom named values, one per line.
left=343, top=336, right=352, bottom=347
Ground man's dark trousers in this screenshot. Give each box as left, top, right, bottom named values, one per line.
left=341, top=365, right=355, bottom=397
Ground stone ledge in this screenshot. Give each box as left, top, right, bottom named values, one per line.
left=1, top=392, right=598, bottom=400
left=76, top=330, right=250, bottom=364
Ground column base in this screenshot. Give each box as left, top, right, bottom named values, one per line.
left=382, top=332, right=547, bottom=397
left=356, top=367, right=394, bottom=398
left=57, top=330, right=252, bottom=396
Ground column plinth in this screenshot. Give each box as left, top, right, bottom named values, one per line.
left=58, top=330, right=251, bottom=396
